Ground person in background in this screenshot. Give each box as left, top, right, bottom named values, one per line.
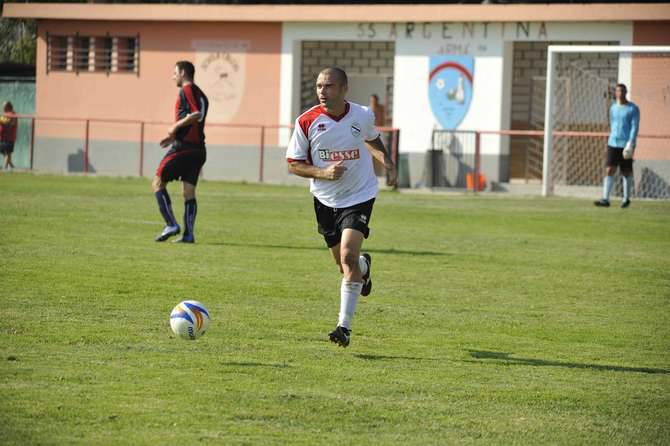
left=0, top=101, right=18, bottom=171
left=368, top=94, right=386, bottom=128
left=594, top=83, right=640, bottom=209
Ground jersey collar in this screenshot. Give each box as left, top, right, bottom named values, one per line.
left=320, top=101, right=350, bottom=122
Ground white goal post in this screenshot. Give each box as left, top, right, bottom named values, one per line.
left=542, top=45, right=670, bottom=197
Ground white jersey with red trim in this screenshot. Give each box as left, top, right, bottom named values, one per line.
left=286, top=101, right=380, bottom=208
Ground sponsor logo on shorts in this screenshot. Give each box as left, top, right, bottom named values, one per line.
left=318, top=148, right=360, bottom=162
left=359, top=214, right=368, bottom=224
left=351, top=122, right=361, bottom=137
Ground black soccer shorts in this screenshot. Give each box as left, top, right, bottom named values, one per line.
left=156, top=148, right=206, bottom=185
left=606, top=145, right=633, bottom=173
left=313, top=197, right=375, bottom=248
left=0, top=142, right=14, bottom=155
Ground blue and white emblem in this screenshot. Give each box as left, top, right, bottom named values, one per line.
left=428, top=55, right=474, bottom=130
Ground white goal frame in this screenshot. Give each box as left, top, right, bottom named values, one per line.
left=542, top=45, right=670, bottom=196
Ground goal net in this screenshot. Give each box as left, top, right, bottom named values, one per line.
left=542, top=46, right=670, bottom=199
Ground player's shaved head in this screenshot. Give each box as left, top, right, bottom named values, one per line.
left=319, top=67, right=348, bottom=87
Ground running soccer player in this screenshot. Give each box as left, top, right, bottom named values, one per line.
left=595, top=83, right=640, bottom=208
left=286, top=67, right=396, bottom=348
left=153, top=61, right=209, bottom=243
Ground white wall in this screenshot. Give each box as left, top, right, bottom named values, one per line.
left=280, top=21, right=633, bottom=154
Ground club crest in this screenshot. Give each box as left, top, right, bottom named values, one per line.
left=428, top=55, right=474, bottom=130
left=351, top=122, right=362, bottom=137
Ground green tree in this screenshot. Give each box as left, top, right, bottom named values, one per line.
left=0, top=18, right=36, bottom=65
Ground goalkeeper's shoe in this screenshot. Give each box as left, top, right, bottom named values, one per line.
left=155, top=225, right=180, bottom=242
left=594, top=199, right=610, bottom=207
left=361, top=253, right=372, bottom=297
left=621, top=199, right=631, bottom=208
left=328, top=326, right=351, bottom=348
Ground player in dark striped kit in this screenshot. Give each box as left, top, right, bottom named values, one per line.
left=153, top=61, right=209, bottom=243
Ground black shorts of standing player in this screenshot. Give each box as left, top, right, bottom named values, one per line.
left=0, top=142, right=14, bottom=155
left=156, top=148, right=206, bottom=185
left=606, top=145, right=633, bottom=175
left=314, top=197, right=375, bottom=248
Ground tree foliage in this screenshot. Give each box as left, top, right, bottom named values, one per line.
left=0, top=19, right=36, bottom=65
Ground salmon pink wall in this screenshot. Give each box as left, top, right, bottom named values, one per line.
left=37, top=20, right=281, bottom=142
left=632, top=21, right=670, bottom=160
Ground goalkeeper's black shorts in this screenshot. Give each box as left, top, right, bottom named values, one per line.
left=606, top=146, right=633, bottom=172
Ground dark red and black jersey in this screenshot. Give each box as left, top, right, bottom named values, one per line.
left=0, top=112, right=17, bottom=143
left=174, top=83, right=208, bottom=150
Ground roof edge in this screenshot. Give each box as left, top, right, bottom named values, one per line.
left=3, top=3, right=670, bottom=23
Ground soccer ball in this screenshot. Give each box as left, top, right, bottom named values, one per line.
left=169, top=300, right=210, bottom=340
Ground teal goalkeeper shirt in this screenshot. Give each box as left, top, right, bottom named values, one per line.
left=608, top=102, right=640, bottom=149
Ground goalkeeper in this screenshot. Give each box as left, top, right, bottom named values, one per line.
left=595, top=83, right=639, bottom=209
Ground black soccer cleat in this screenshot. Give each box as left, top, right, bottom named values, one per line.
left=172, top=234, right=195, bottom=244
left=621, top=199, right=631, bottom=208
left=361, top=253, right=372, bottom=297
left=155, top=225, right=180, bottom=242
left=594, top=199, right=610, bottom=207
left=328, top=326, right=351, bottom=348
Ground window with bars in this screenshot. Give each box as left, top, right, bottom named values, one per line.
left=46, top=33, right=139, bottom=75
left=47, top=35, right=69, bottom=71
left=94, top=36, right=113, bottom=72
left=116, top=37, right=138, bottom=73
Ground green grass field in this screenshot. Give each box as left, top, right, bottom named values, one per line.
left=1, top=173, right=669, bottom=445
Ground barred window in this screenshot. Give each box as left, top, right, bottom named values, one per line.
left=116, top=37, right=138, bottom=73
left=47, top=35, right=69, bottom=71
left=46, top=33, right=139, bottom=75
left=94, top=36, right=113, bottom=72
left=74, top=36, right=91, bottom=72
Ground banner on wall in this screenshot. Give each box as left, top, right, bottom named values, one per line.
left=428, top=55, right=474, bottom=130
left=192, top=40, right=249, bottom=123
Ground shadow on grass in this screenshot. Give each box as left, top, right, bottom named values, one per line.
left=467, top=350, right=669, bottom=375
left=221, top=361, right=290, bottom=369
left=204, top=241, right=451, bottom=257
left=354, top=353, right=442, bottom=362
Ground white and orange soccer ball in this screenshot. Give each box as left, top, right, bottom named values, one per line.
left=169, top=300, right=210, bottom=340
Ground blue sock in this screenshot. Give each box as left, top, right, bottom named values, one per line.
left=622, top=176, right=632, bottom=201
left=184, top=199, right=197, bottom=238
left=155, top=189, right=177, bottom=227
left=603, top=176, right=614, bottom=201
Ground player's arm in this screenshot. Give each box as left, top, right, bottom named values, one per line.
left=170, top=112, right=202, bottom=135
left=628, top=106, right=640, bottom=145
left=159, top=112, right=202, bottom=148
left=365, top=136, right=397, bottom=186
left=288, top=159, right=346, bottom=180
left=623, top=106, right=640, bottom=159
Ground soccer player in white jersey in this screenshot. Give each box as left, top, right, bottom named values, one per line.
left=595, top=83, right=640, bottom=208
left=286, top=67, right=396, bottom=347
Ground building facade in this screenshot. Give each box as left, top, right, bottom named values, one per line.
left=5, top=3, right=670, bottom=194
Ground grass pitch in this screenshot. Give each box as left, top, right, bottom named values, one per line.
left=1, top=174, right=669, bottom=445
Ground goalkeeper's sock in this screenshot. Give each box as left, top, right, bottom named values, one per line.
left=603, top=176, right=614, bottom=201
left=622, top=175, right=632, bottom=201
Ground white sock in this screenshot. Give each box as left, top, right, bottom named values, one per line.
left=358, top=255, right=369, bottom=277
left=622, top=176, right=632, bottom=201
left=603, top=176, right=614, bottom=201
left=338, top=280, right=362, bottom=330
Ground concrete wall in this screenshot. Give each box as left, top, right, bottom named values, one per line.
left=300, top=40, right=395, bottom=120
left=30, top=136, right=309, bottom=186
